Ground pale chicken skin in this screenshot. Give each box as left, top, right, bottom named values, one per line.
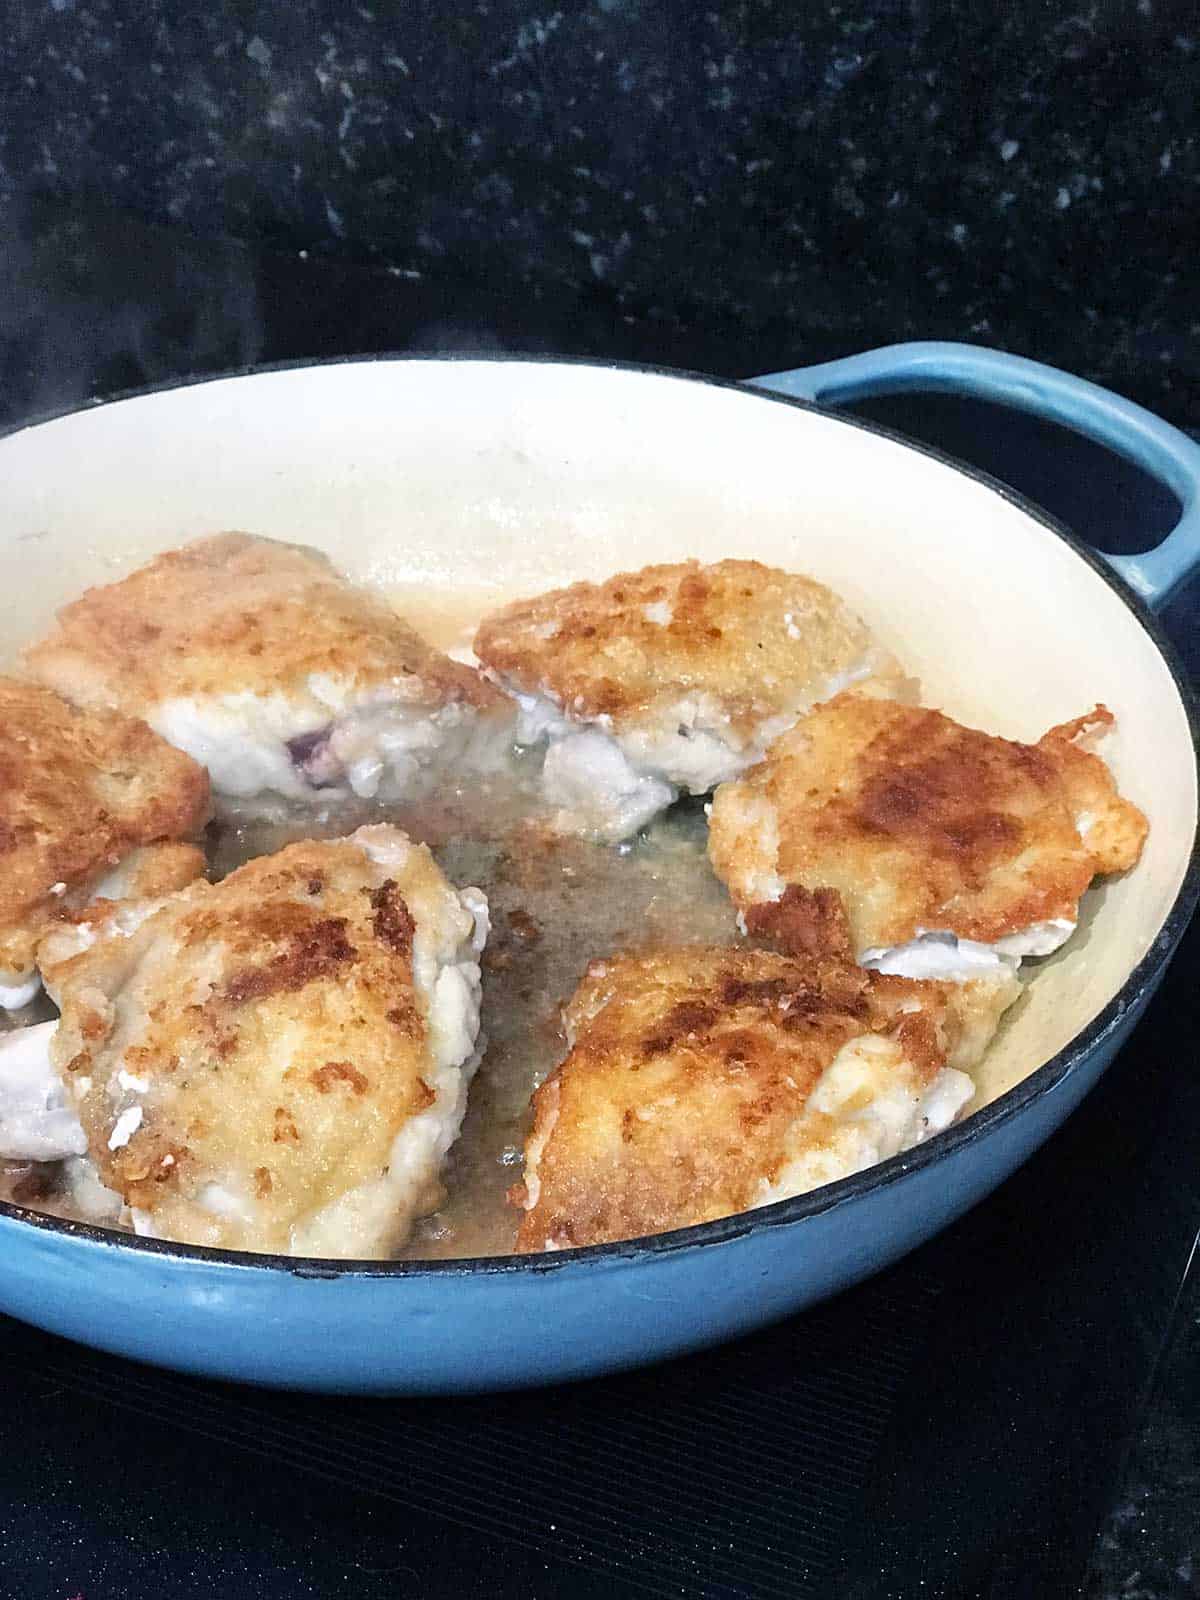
left=0, top=676, right=209, bottom=1008
left=707, top=696, right=1148, bottom=976
left=474, top=559, right=907, bottom=841
left=39, top=825, right=489, bottom=1257
left=511, top=945, right=1018, bottom=1252
left=24, top=532, right=514, bottom=809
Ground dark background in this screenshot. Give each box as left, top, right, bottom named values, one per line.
left=0, top=4, right=1197, bottom=1597
left=0, top=0, right=1197, bottom=426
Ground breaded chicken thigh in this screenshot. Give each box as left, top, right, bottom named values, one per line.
left=0, top=677, right=208, bottom=1010
left=511, top=945, right=1018, bottom=1251
left=707, top=696, right=1148, bottom=979
left=475, top=559, right=906, bottom=841
left=25, top=533, right=514, bottom=809
left=33, top=824, right=488, bottom=1257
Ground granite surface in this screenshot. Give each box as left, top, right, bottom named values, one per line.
left=1089, top=1288, right=1200, bottom=1599
left=1, top=1, right=1198, bottom=423
left=0, top=5, right=1197, bottom=1594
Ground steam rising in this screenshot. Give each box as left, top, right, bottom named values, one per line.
left=0, top=192, right=263, bottom=429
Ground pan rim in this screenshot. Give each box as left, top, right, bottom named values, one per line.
left=0, top=349, right=1195, bottom=1281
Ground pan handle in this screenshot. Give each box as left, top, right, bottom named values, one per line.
left=748, top=341, right=1200, bottom=611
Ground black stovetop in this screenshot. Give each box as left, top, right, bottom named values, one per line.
left=0, top=207, right=1196, bottom=1600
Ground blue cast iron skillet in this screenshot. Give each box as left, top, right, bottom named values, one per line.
left=0, top=342, right=1196, bottom=1394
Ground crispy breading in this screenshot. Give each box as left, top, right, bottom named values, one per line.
left=707, top=696, right=1148, bottom=954
left=512, top=946, right=1017, bottom=1251
left=474, top=559, right=906, bottom=744
left=25, top=532, right=504, bottom=715
left=94, top=842, right=207, bottom=901
left=0, top=677, right=210, bottom=981
left=43, top=825, right=487, bottom=1257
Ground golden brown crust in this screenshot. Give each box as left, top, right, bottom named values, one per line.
left=46, top=829, right=466, bottom=1254
left=513, top=945, right=1004, bottom=1252
left=1038, top=709, right=1148, bottom=874
left=707, top=695, right=1149, bottom=952
left=0, top=677, right=210, bottom=977
left=744, top=885, right=854, bottom=962
left=25, top=532, right=504, bottom=714
left=107, top=843, right=208, bottom=900
left=474, top=559, right=904, bottom=740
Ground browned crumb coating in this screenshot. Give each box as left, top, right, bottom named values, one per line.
left=43, top=830, right=463, bottom=1254
left=708, top=695, right=1148, bottom=953
left=513, top=944, right=1016, bottom=1251
left=0, top=676, right=210, bottom=978
left=475, top=559, right=905, bottom=740
left=25, top=531, right=505, bottom=714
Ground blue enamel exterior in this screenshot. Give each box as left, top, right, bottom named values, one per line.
left=0, top=348, right=1195, bottom=1394
left=0, top=975, right=1165, bottom=1393
left=751, top=341, right=1200, bottom=609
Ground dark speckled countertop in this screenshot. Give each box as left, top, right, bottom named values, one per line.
left=1, top=1, right=1198, bottom=422
left=0, top=5, right=1197, bottom=1596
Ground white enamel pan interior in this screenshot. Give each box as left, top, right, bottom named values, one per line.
left=0, top=357, right=1193, bottom=1122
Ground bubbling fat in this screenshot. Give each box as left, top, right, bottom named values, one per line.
left=0, top=593, right=1036, bottom=1257
left=0, top=746, right=1037, bottom=1258
left=0, top=767, right=747, bottom=1257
